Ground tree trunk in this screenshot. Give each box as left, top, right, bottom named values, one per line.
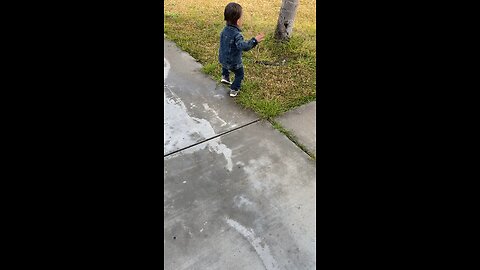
left=274, top=0, right=300, bottom=41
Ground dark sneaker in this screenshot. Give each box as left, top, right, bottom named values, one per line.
left=221, top=76, right=232, bottom=85
left=229, top=89, right=239, bottom=97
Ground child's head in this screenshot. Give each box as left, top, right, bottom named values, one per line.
left=224, top=2, right=243, bottom=27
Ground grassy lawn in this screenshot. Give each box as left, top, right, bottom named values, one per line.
left=164, top=0, right=316, bottom=118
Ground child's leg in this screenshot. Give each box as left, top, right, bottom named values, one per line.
left=221, top=67, right=230, bottom=80
left=231, top=67, right=244, bottom=91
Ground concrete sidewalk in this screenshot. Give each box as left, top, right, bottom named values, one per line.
left=276, top=101, right=316, bottom=157
left=164, top=38, right=316, bottom=270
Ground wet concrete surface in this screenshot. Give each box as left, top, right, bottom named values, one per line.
left=164, top=38, right=316, bottom=269
left=164, top=39, right=258, bottom=156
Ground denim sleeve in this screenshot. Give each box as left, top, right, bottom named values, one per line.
left=234, top=33, right=257, bottom=51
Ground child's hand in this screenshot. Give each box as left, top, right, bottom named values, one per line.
left=255, top=33, right=265, bottom=43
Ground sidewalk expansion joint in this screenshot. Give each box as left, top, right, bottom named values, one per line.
left=164, top=119, right=261, bottom=158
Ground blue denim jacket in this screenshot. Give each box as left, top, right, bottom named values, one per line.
left=219, top=24, right=258, bottom=70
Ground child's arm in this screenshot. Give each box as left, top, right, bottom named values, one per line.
left=234, top=33, right=258, bottom=51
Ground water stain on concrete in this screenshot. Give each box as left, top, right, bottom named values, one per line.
left=164, top=57, right=233, bottom=171
left=226, top=218, right=279, bottom=270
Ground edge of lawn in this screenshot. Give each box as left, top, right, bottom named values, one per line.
left=164, top=33, right=315, bottom=120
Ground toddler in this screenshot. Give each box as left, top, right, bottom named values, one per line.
left=219, top=2, right=265, bottom=97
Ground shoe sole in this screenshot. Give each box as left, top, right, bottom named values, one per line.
left=221, top=79, right=232, bottom=85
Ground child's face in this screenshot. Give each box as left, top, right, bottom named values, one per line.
left=237, top=14, right=243, bottom=27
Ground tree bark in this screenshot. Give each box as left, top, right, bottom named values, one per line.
left=274, top=0, right=300, bottom=41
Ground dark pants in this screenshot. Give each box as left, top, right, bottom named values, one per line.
left=222, top=66, right=244, bottom=91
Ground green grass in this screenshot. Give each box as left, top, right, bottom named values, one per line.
left=201, top=63, right=217, bottom=75
left=164, top=0, right=316, bottom=118
left=164, top=11, right=179, bottom=19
